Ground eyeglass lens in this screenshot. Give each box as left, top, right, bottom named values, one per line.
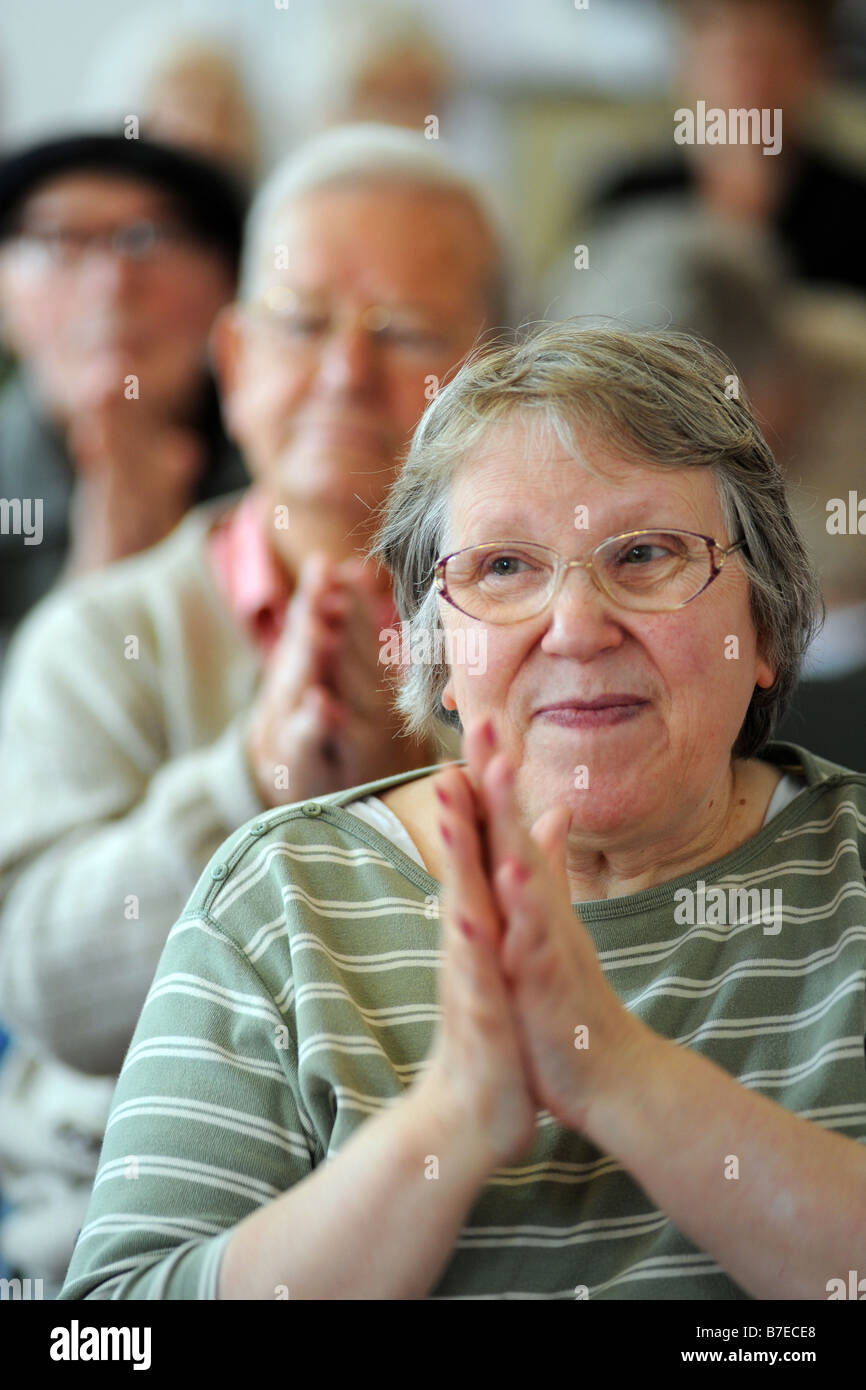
left=443, top=533, right=715, bottom=617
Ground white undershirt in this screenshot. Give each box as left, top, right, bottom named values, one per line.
left=344, top=771, right=807, bottom=875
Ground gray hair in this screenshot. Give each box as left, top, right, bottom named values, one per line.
left=239, top=122, right=510, bottom=325
left=371, top=319, right=823, bottom=759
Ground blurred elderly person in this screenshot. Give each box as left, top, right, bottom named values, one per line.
left=61, top=323, right=865, bottom=1301
left=0, top=123, right=504, bottom=1294
left=590, top=0, right=866, bottom=295
left=80, top=18, right=259, bottom=181
left=0, top=133, right=248, bottom=663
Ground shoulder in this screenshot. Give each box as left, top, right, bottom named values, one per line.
left=758, top=740, right=866, bottom=864
left=594, top=156, right=690, bottom=210
left=763, top=739, right=866, bottom=791
left=3, top=497, right=239, bottom=677
left=184, top=795, right=437, bottom=952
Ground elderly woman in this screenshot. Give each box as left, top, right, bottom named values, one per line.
left=60, top=324, right=866, bottom=1301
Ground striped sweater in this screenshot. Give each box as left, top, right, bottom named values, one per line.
left=59, top=740, right=866, bottom=1300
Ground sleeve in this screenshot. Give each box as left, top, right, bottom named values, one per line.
left=58, top=903, right=317, bottom=1300
left=0, top=587, right=266, bottom=1075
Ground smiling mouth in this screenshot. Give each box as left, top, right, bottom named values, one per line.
left=534, top=696, right=650, bottom=728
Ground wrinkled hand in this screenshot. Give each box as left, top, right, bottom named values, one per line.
left=432, top=715, right=644, bottom=1136
left=416, top=758, right=540, bottom=1170
left=245, top=554, right=423, bottom=807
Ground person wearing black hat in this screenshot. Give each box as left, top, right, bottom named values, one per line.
left=0, top=132, right=249, bottom=666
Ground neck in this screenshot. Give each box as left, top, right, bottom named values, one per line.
left=560, top=758, right=776, bottom=902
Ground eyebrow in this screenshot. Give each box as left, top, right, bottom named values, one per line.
left=275, top=290, right=445, bottom=319
left=457, top=508, right=688, bottom=541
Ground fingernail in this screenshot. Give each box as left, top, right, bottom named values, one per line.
left=511, top=859, right=530, bottom=883
left=434, top=785, right=450, bottom=807
left=482, top=718, right=496, bottom=747
left=458, top=916, right=476, bottom=941
left=439, top=821, right=452, bottom=845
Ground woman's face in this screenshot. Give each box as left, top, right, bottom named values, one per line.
left=439, top=416, right=776, bottom=841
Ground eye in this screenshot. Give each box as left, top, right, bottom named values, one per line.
left=381, top=325, right=448, bottom=351
left=483, top=552, right=534, bottom=577
left=613, top=534, right=688, bottom=567
left=475, top=548, right=550, bottom=587
left=279, top=311, right=329, bottom=336
left=619, top=543, right=668, bottom=565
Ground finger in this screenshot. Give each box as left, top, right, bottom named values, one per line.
left=461, top=713, right=500, bottom=794
left=494, top=856, right=559, bottom=985
left=478, top=748, right=539, bottom=887
left=276, top=684, right=345, bottom=744
left=268, top=557, right=348, bottom=694
left=434, top=768, right=503, bottom=949
left=266, top=606, right=341, bottom=703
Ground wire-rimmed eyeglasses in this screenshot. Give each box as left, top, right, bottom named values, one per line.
left=433, top=530, right=748, bottom=623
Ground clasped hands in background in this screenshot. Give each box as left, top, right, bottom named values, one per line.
left=245, top=552, right=415, bottom=805
left=426, top=716, right=647, bottom=1167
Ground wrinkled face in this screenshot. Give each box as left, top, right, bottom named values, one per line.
left=0, top=173, right=234, bottom=419
left=678, top=0, right=822, bottom=114
left=439, top=416, right=775, bottom=841
left=220, top=182, right=494, bottom=522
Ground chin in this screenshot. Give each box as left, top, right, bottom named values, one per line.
left=518, top=753, right=658, bottom=836
left=276, top=445, right=389, bottom=494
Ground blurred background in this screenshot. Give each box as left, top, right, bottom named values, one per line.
left=2, top=0, right=865, bottom=279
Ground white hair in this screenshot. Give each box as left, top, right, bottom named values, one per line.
left=286, top=1, right=450, bottom=133
left=239, top=121, right=510, bottom=320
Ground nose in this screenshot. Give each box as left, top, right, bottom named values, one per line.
left=316, top=318, right=380, bottom=397
left=81, top=247, right=140, bottom=301
left=539, top=559, right=625, bottom=660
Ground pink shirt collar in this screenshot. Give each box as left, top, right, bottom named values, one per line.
left=208, top=489, right=292, bottom=656
left=209, top=490, right=401, bottom=658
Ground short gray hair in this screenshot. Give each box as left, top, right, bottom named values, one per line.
left=371, top=320, right=823, bottom=759
left=239, top=122, right=510, bottom=325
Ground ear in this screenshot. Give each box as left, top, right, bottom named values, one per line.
left=755, top=644, right=776, bottom=691
left=208, top=304, right=245, bottom=438
left=441, top=676, right=457, bottom=711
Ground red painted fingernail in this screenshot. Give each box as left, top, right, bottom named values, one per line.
left=482, top=719, right=496, bottom=747
left=512, top=859, right=530, bottom=883
left=435, top=785, right=450, bottom=806
left=458, top=917, right=476, bottom=940
left=439, top=821, right=453, bottom=845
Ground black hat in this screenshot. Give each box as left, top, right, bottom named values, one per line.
left=0, top=132, right=248, bottom=272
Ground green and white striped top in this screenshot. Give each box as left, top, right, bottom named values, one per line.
left=59, top=741, right=866, bottom=1300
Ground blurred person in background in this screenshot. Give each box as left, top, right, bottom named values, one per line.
left=304, top=2, right=453, bottom=133
left=79, top=18, right=259, bottom=183
left=0, top=123, right=506, bottom=1295
left=0, top=134, right=249, bottom=666
left=590, top=0, right=866, bottom=296
left=546, top=210, right=866, bottom=768
left=287, top=1, right=512, bottom=231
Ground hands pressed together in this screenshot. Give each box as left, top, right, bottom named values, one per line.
left=246, top=553, right=423, bottom=807
left=66, top=392, right=204, bottom=574
left=421, top=715, right=647, bottom=1168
